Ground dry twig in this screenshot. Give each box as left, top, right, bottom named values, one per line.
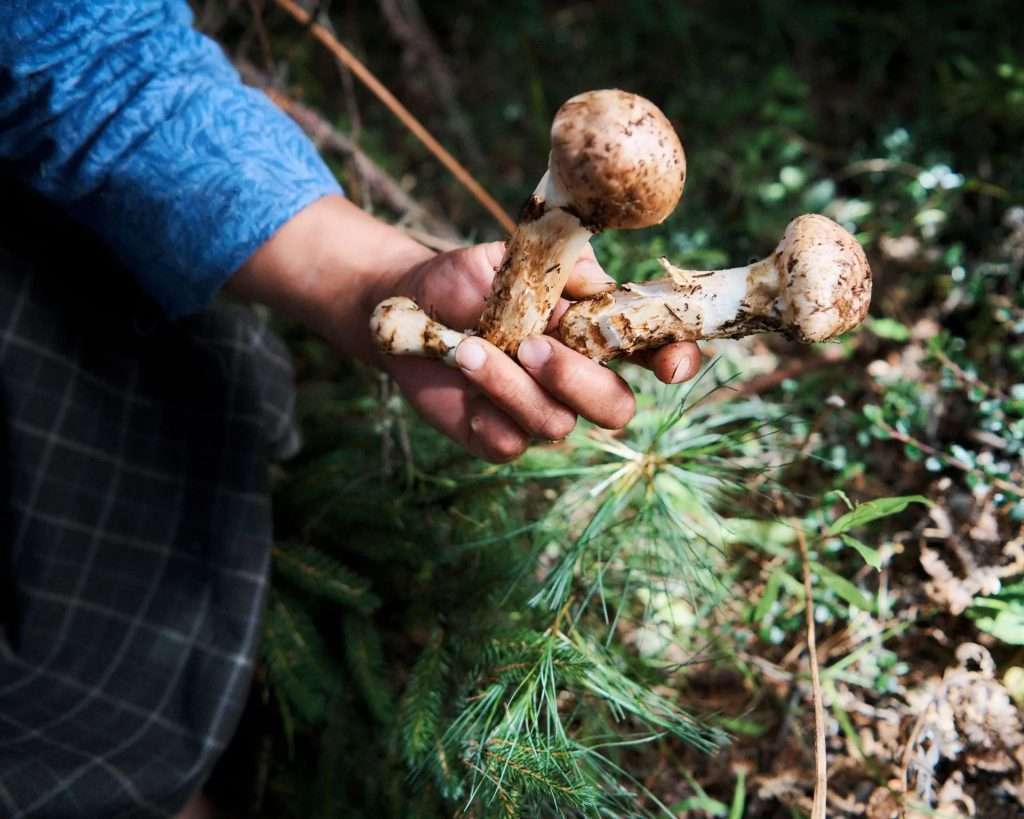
left=271, top=0, right=516, bottom=233
left=795, top=523, right=828, bottom=819
left=377, top=0, right=485, bottom=169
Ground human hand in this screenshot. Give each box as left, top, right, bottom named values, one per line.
left=229, top=196, right=702, bottom=463
left=375, top=241, right=703, bottom=462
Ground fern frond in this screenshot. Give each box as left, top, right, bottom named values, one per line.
left=273, top=542, right=380, bottom=614
left=343, top=613, right=394, bottom=725
left=399, top=629, right=448, bottom=771
left=262, top=588, right=344, bottom=729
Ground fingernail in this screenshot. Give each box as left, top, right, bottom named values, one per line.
left=670, top=351, right=695, bottom=383
left=575, top=259, right=616, bottom=296
left=517, top=336, right=552, bottom=368
left=456, top=338, right=487, bottom=371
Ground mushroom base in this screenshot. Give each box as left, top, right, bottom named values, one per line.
left=370, top=297, right=466, bottom=365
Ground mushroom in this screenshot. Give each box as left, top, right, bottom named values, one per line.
left=558, top=214, right=872, bottom=360
left=371, top=89, right=686, bottom=359
left=478, top=89, right=685, bottom=355
left=372, top=214, right=872, bottom=365
left=370, top=296, right=467, bottom=365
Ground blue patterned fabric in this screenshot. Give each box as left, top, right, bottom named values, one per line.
left=0, top=0, right=342, bottom=318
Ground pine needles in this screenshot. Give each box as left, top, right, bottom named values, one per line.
left=256, top=361, right=792, bottom=817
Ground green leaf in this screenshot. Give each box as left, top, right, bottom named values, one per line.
left=829, top=495, right=931, bottom=535
left=716, top=715, right=766, bottom=737
left=753, top=569, right=784, bottom=623
left=974, top=609, right=1024, bottom=645
left=831, top=489, right=855, bottom=511
left=840, top=534, right=883, bottom=571
left=862, top=404, right=884, bottom=425
left=676, top=772, right=729, bottom=816
left=674, top=795, right=728, bottom=816
left=812, top=562, right=874, bottom=612
left=866, top=317, right=911, bottom=341
left=723, top=519, right=797, bottom=549
left=728, top=768, right=747, bottom=819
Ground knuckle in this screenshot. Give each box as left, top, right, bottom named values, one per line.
left=547, top=354, right=584, bottom=394
left=601, top=392, right=636, bottom=430
left=539, top=409, right=576, bottom=441
left=487, top=433, right=528, bottom=464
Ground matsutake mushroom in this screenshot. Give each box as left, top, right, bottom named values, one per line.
left=372, top=214, right=872, bottom=365
left=371, top=89, right=686, bottom=359
left=558, top=214, right=872, bottom=360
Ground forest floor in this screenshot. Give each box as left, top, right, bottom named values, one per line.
left=201, top=2, right=1024, bottom=816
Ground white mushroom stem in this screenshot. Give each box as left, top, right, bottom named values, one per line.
left=558, top=259, right=782, bottom=359
left=559, top=214, right=872, bottom=361
left=475, top=171, right=594, bottom=355
left=370, top=297, right=467, bottom=365
left=369, top=215, right=872, bottom=367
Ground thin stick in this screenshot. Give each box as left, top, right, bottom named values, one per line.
left=877, top=419, right=1022, bottom=497
left=795, top=523, right=827, bottom=819
left=271, top=0, right=516, bottom=234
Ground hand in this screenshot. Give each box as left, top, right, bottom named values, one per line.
left=229, top=196, right=703, bottom=463
left=378, top=241, right=703, bottom=462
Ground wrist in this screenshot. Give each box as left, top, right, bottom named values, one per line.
left=228, top=195, right=434, bottom=365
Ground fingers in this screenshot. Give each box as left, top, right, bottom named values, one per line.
left=632, top=341, right=704, bottom=384
left=392, top=337, right=699, bottom=463
left=384, top=356, right=529, bottom=463
left=463, top=395, right=531, bottom=463
left=562, top=242, right=616, bottom=299
left=454, top=337, right=577, bottom=441
left=390, top=239, right=700, bottom=464
left=516, top=335, right=635, bottom=430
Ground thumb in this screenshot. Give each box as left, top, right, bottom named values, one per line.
left=563, top=242, right=616, bottom=299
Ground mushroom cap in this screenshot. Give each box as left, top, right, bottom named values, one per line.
left=549, top=89, right=685, bottom=230
left=776, top=214, right=872, bottom=342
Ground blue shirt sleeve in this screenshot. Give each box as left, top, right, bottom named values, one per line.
left=0, top=0, right=343, bottom=318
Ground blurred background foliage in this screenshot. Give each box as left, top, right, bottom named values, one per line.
left=198, top=1, right=1024, bottom=816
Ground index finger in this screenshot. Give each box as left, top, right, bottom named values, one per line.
left=629, top=342, right=704, bottom=384
left=562, top=242, right=617, bottom=300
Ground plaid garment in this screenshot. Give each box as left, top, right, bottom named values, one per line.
left=0, top=189, right=298, bottom=817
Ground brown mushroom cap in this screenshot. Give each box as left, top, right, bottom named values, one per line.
left=549, top=89, right=685, bottom=231
left=776, top=214, right=873, bottom=342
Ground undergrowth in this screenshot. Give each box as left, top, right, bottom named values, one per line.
left=198, top=1, right=1024, bottom=815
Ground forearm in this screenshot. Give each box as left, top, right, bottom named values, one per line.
left=227, top=195, right=435, bottom=364
left=1, top=0, right=341, bottom=317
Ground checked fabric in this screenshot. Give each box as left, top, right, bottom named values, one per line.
left=0, top=192, right=298, bottom=817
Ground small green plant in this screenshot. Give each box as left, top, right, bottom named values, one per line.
left=255, top=363, right=800, bottom=817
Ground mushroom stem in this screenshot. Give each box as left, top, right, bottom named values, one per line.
left=370, top=297, right=467, bottom=365
left=476, top=171, right=593, bottom=355
left=559, top=214, right=872, bottom=361
left=369, top=215, right=872, bottom=366
left=557, top=258, right=779, bottom=359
